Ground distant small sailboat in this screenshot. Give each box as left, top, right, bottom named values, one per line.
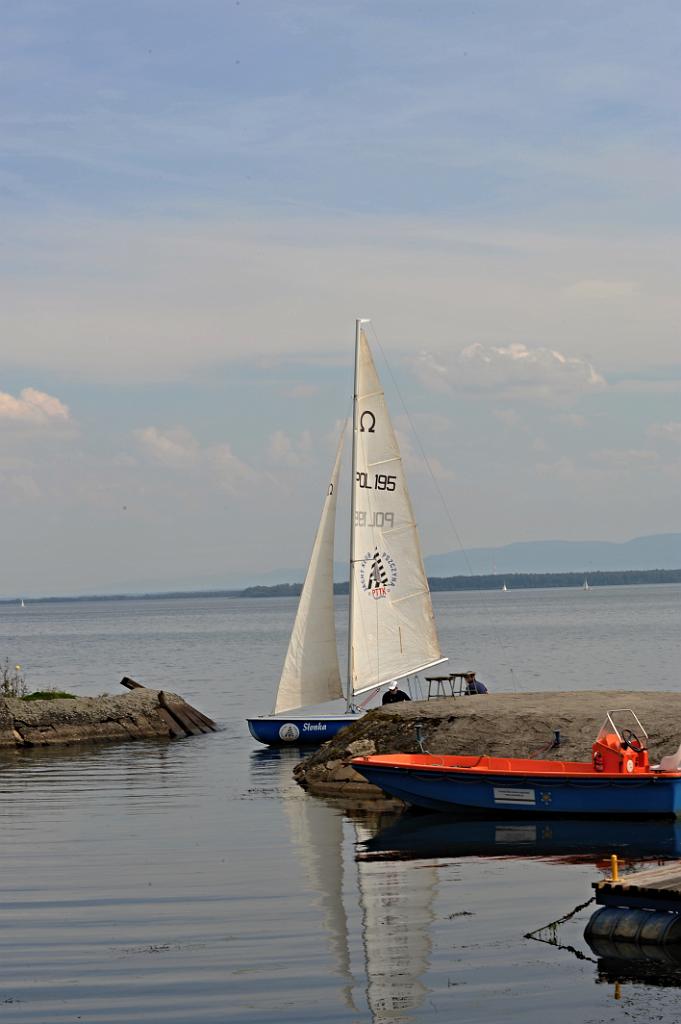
left=20, top=599, right=25, bottom=608
left=501, top=582, right=508, bottom=592
left=582, top=578, right=590, bottom=591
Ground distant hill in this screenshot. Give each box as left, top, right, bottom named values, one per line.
left=232, top=533, right=681, bottom=589
left=6, top=568, right=678, bottom=605
left=423, top=533, right=681, bottom=577
left=13, top=533, right=674, bottom=601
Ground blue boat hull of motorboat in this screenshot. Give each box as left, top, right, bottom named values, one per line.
left=247, top=713, right=362, bottom=747
left=351, top=762, right=681, bottom=818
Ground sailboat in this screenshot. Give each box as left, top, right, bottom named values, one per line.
left=582, top=578, right=590, bottom=591
left=501, top=582, right=508, bottom=592
left=20, top=599, right=25, bottom=608
left=247, top=320, right=446, bottom=747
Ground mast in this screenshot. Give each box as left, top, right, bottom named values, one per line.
left=347, top=318, right=368, bottom=709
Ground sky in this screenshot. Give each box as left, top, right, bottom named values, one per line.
left=1, top=0, right=679, bottom=597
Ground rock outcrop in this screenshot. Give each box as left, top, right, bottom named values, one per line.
left=0, top=682, right=217, bottom=749
left=293, top=691, right=681, bottom=800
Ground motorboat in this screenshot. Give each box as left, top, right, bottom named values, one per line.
left=351, top=710, right=681, bottom=817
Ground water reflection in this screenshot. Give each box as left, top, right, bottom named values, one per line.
left=583, top=905, right=681, bottom=995
left=353, top=807, right=681, bottom=1008
left=595, top=950, right=681, bottom=989
left=248, top=751, right=681, bottom=1020
left=0, top=737, right=206, bottom=806
left=530, top=909, right=681, bottom=1001
left=270, top=766, right=439, bottom=1024
left=361, top=810, right=681, bottom=864
left=353, top=819, right=437, bottom=1023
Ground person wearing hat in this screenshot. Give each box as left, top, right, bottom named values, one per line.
left=381, top=680, right=411, bottom=704
left=464, top=671, right=488, bottom=695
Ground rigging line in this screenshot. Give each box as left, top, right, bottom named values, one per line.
left=365, top=321, right=519, bottom=693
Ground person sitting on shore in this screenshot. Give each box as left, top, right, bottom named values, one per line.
left=464, top=671, right=488, bottom=695
left=382, top=680, right=411, bottom=704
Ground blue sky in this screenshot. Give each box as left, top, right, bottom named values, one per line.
left=1, top=1, right=679, bottom=596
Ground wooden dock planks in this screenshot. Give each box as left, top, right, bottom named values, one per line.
left=595, top=862, right=681, bottom=912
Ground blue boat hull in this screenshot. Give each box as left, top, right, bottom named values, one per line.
left=353, top=763, right=681, bottom=818
left=247, top=713, right=362, bottom=747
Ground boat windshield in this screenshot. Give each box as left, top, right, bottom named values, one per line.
left=596, top=709, right=649, bottom=749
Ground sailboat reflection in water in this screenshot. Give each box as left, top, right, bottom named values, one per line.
left=247, top=320, right=446, bottom=746
left=281, top=785, right=438, bottom=1023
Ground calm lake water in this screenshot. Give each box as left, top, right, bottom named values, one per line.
left=1, top=585, right=680, bottom=1024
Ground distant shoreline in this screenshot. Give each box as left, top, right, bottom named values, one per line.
left=2, top=568, right=679, bottom=604
left=242, top=568, right=680, bottom=597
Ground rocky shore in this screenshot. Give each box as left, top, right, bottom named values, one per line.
left=293, top=691, right=681, bottom=800
left=0, top=682, right=217, bottom=749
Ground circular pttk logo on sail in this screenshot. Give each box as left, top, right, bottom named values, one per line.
left=359, top=548, right=398, bottom=600
left=279, top=723, right=300, bottom=742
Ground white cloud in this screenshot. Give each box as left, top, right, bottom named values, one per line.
left=462, top=342, right=605, bottom=388
left=135, top=427, right=200, bottom=467
left=267, top=429, right=313, bottom=467
left=395, top=428, right=456, bottom=483
left=414, top=342, right=605, bottom=402
left=555, top=412, right=587, bottom=428
left=413, top=352, right=452, bottom=394
left=2, top=211, right=677, bottom=385
left=648, top=421, right=681, bottom=444
left=136, top=426, right=259, bottom=493
left=610, top=379, right=681, bottom=396
left=493, top=409, right=521, bottom=427
left=0, top=387, right=71, bottom=426
left=0, top=467, right=42, bottom=502
left=281, top=383, right=320, bottom=399
left=563, top=279, right=637, bottom=300
left=210, top=443, right=261, bottom=492
left=534, top=456, right=580, bottom=482
left=533, top=448, right=660, bottom=483
left=590, top=448, right=659, bottom=468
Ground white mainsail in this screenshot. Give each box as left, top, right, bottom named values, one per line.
left=348, top=328, right=443, bottom=695
left=273, top=431, right=345, bottom=714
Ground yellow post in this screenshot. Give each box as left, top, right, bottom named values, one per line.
left=610, top=854, right=619, bottom=881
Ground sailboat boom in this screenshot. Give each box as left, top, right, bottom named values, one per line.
left=353, top=657, right=448, bottom=696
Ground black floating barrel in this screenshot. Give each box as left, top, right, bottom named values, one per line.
left=585, top=906, right=681, bottom=956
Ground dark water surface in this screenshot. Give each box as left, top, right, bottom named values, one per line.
left=1, top=586, right=680, bottom=1023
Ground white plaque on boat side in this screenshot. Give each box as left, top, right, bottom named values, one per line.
left=493, top=787, right=536, bottom=805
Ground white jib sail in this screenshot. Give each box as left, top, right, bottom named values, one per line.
left=273, top=430, right=345, bottom=714
left=349, top=329, right=442, bottom=695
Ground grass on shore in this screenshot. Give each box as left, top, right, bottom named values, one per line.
left=2, top=660, right=76, bottom=700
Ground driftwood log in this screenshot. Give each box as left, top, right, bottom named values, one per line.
left=0, top=677, right=217, bottom=749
